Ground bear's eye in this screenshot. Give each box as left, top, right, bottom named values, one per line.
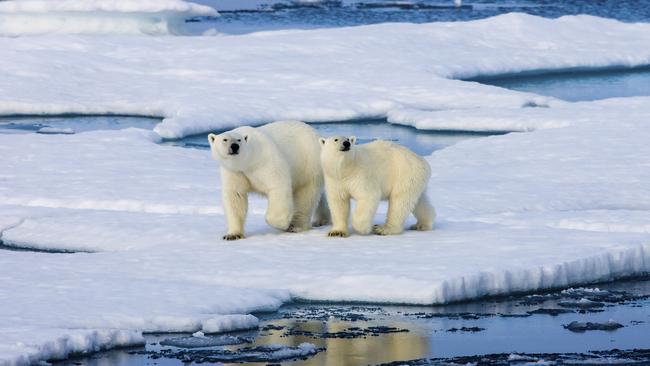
left=237, top=139, right=241, bottom=142
left=334, top=139, right=338, bottom=142
left=223, top=138, right=228, bottom=142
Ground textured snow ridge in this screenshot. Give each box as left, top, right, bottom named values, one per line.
left=0, top=0, right=217, bottom=36
left=202, top=315, right=260, bottom=333
left=387, top=97, right=650, bottom=133
left=2, top=14, right=650, bottom=136
left=1, top=328, right=144, bottom=366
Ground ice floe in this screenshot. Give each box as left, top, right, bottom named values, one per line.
left=1, top=14, right=650, bottom=137
left=2, top=11, right=650, bottom=366
left=0, top=0, right=217, bottom=36
left=1, top=101, right=650, bottom=363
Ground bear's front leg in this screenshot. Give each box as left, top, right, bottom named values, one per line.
left=325, top=185, right=350, bottom=237
left=266, top=187, right=294, bottom=231
left=222, top=189, right=248, bottom=241
left=221, top=169, right=250, bottom=241
left=288, top=183, right=321, bottom=232
left=351, top=195, right=380, bottom=235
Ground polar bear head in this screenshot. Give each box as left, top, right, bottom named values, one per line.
left=319, top=136, right=356, bottom=152
left=319, top=136, right=357, bottom=158
left=208, top=131, right=251, bottom=170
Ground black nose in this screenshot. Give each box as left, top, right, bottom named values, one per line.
left=231, top=143, right=239, bottom=152
left=343, top=141, right=350, bottom=148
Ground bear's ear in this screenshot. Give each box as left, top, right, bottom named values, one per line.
left=319, top=137, right=326, bottom=145
left=208, top=133, right=217, bottom=145
left=349, top=136, right=357, bottom=145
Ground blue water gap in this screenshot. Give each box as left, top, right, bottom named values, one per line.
left=471, top=67, right=650, bottom=102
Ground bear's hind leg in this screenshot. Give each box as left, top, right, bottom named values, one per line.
left=288, top=183, right=321, bottom=232
left=266, top=187, right=294, bottom=231
left=312, top=194, right=331, bottom=227
left=410, top=193, right=435, bottom=231
left=374, top=191, right=419, bottom=235
left=352, top=195, right=380, bottom=235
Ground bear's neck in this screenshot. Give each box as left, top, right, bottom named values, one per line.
left=326, top=151, right=358, bottom=178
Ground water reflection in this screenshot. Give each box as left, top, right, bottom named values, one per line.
left=53, top=278, right=650, bottom=366
left=255, top=318, right=431, bottom=366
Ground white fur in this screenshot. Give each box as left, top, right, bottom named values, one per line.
left=320, top=136, right=435, bottom=237
left=208, top=121, right=329, bottom=240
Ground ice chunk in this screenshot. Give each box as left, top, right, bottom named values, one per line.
left=202, top=315, right=259, bottom=334
left=1, top=14, right=650, bottom=137
left=36, top=127, right=75, bottom=135
left=0, top=0, right=217, bottom=36
left=564, top=320, right=624, bottom=332
left=160, top=334, right=251, bottom=348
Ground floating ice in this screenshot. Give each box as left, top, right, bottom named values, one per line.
left=202, top=315, right=259, bottom=334
left=2, top=12, right=650, bottom=366
left=36, top=127, right=75, bottom=135
left=0, top=0, right=217, bottom=36
left=564, top=320, right=624, bottom=332
left=2, top=14, right=650, bottom=137
left=160, top=334, right=251, bottom=348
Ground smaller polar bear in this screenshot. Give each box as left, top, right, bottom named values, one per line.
left=320, top=136, right=435, bottom=237
left=208, top=121, right=330, bottom=240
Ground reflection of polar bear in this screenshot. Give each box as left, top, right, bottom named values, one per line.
left=208, top=121, right=330, bottom=240
left=320, top=136, right=435, bottom=237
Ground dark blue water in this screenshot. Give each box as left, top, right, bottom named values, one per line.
left=0, top=116, right=488, bottom=156
left=471, top=67, right=650, bottom=102
left=55, top=278, right=650, bottom=366
left=171, top=120, right=491, bottom=156
left=194, top=0, right=650, bottom=34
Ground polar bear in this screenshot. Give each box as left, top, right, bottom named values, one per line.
left=208, top=121, right=330, bottom=240
left=319, top=136, right=435, bottom=237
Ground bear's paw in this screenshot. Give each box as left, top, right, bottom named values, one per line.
left=327, top=230, right=349, bottom=238
left=409, top=223, right=432, bottom=231
left=223, top=233, right=244, bottom=241
left=372, top=225, right=403, bottom=236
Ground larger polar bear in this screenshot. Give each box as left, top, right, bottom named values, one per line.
left=320, top=136, right=435, bottom=237
left=208, top=121, right=329, bottom=240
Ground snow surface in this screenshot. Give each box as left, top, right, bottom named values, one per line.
left=2, top=14, right=650, bottom=137
left=0, top=1, right=217, bottom=36
left=2, top=13, right=650, bottom=366
left=2, top=99, right=650, bottom=363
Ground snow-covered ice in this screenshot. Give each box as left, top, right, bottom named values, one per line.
left=2, top=101, right=650, bottom=363
left=0, top=0, right=217, bottom=36
left=2, top=12, right=650, bottom=366
left=2, top=14, right=650, bottom=137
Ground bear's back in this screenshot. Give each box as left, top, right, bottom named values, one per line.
left=259, top=121, right=323, bottom=187
left=361, top=140, right=430, bottom=181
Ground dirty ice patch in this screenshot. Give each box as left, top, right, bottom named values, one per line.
left=0, top=0, right=217, bottom=37
left=2, top=14, right=650, bottom=137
